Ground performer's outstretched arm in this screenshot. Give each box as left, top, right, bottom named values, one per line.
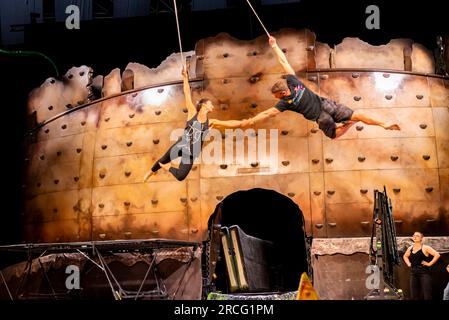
left=209, top=119, right=245, bottom=129
left=181, top=67, right=197, bottom=119
left=243, top=107, right=281, bottom=127
left=269, top=36, right=295, bottom=75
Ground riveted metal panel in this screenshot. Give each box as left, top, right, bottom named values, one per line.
left=324, top=171, right=367, bottom=204
left=433, top=107, right=449, bottom=168
left=325, top=203, right=373, bottom=237
left=391, top=201, right=444, bottom=236
left=186, top=179, right=203, bottom=241
left=323, top=138, right=438, bottom=171
left=23, top=217, right=91, bottom=243
left=429, top=78, right=449, bottom=107
left=94, top=121, right=185, bottom=158
left=91, top=211, right=188, bottom=241
left=319, top=72, right=430, bottom=109
left=200, top=30, right=310, bottom=79
left=360, top=169, right=440, bottom=202
left=309, top=172, right=326, bottom=237
left=24, top=189, right=91, bottom=224
left=91, top=182, right=188, bottom=216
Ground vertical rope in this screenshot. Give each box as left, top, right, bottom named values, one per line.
left=172, top=0, right=185, bottom=68
left=244, top=0, right=270, bottom=37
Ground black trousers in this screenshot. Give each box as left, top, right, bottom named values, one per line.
left=151, top=140, right=195, bottom=181
left=410, top=272, right=433, bottom=300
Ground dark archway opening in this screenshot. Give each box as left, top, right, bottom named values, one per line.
left=207, top=188, right=309, bottom=294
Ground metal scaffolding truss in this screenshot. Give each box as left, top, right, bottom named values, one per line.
left=0, top=239, right=200, bottom=300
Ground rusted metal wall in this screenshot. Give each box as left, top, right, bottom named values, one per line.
left=23, top=29, right=449, bottom=243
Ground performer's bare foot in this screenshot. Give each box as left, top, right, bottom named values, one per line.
left=158, top=162, right=171, bottom=172
left=143, top=170, right=157, bottom=182
left=382, top=123, right=401, bottom=130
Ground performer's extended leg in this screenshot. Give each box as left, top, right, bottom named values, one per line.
left=167, top=157, right=194, bottom=181
left=350, top=111, right=401, bottom=131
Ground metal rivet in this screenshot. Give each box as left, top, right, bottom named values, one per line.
left=328, top=222, right=337, bottom=227
left=191, top=229, right=199, bottom=234
left=48, top=105, right=53, bottom=110
left=125, top=171, right=131, bottom=177
left=182, top=108, right=188, bottom=113
left=352, top=73, right=360, bottom=78
left=325, top=158, right=333, bottom=164
left=53, top=208, right=58, bottom=213
left=383, top=73, right=390, bottom=78
left=354, top=96, right=362, bottom=101
left=249, top=75, right=260, bottom=83
left=356, top=125, right=364, bottom=131
left=124, top=201, right=130, bottom=207
left=155, top=110, right=161, bottom=116
left=220, top=164, right=228, bottom=169
left=311, top=128, right=318, bottom=134
left=393, top=188, right=401, bottom=193
left=361, top=221, right=370, bottom=226
left=419, top=124, right=427, bottom=129
left=157, top=88, right=164, bottom=93
left=180, top=197, right=187, bottom=203
left=216, top=196, right=223, bottom=201
left=74, top=177, right=79, bottom=182
left=250, top=162, right=259, bottom=168
left=40, top=155, right=45, bottom=160
left=313, top=191, right=321, bottom=196
left=360, top=189, right=368, bottom=194
left=223, top=53, right=229, bottom=58
left=190, top=197, right=198, bottom=202
left=36, top=182, right=41, bottom=187
left=76, top=148, right=82, bottom=153
left=248, top=51, right=257, bottom=56
left=222, top=79, right=229, bottom=84
left=395, top=220, right=403, bottom=224
left=61, top=124, right=67, bottom=130
left=99, top=233, right=106, bottom=238
left=320, top=74, right=329, bottom=80
left=101, top=145, right=107, bottom=150
left=250, top=103, right=258, bottom=108
left=81, top=121, right=86, bottom=126
left=288, top=192, right=295, bottom=197
left=423, top=155, right=431, bottom=161
left=153, top=139, right=159, bottom=145
left=391, top=155, right=399, bottom=161
left=282, top=161, right=290, bottom=166
left=282, top=48, right=287, bottom=53
left=308, top=76, right=318, bottom=82
left=281, top=130, right=289, bottom=136
left=315, top=224, right=324, bottom=229
left=192, top=166, right=198, bottom=171
left=306, top=45, right=314, bottom=51
left=385, top=95, right=393, bottom=100
left=416, top=95, right=424, bottom=100
left=312, top=159, right=320, bottom=164
left=327, top=190, right=335, bottom=195
left=426, top=219, right=436, bottom=223
left=129, top=113, right=135, bottom=118
left=54, top=179, right=59, bottom=184
left=152, top=230, right=160, bottom=235
left=132, top=93, right=138, bottom=97
left=66, top=104, right=72, bottom=109
left=57, top=151, right=62, bottom=156
left=99, top=203, right=104, bottom=208
left=126, top=142, right=132, bottom=147
left=358, top=156, right=366, bottom=162
left=99, top=173, right=106, bottom=179
left=104, top=117, right=110, bottom=122
left=44, top=128, right=50, bottom=134
left=425, top=187, right=434, bottom=193
left=151, top=199, right=158, bottom=205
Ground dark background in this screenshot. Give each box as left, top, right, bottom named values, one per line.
left=1, top=0, right=448, bottom=244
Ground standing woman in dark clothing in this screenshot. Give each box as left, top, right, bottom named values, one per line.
left=403, top=231, right=441, bottom=300
left=143, top=67, right=243, bottom=182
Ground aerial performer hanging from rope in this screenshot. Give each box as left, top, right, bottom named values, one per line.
left=241, top=0, right=401, bottom=139
left=143, top=0, right=244, bottom=182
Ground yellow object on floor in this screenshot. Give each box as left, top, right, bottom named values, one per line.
left=297, top=272, right=319, bottom=300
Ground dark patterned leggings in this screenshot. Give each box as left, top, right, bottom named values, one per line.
left=410, top=272, right=433, bottom=300
left=151, top=141, right=195, bottom=181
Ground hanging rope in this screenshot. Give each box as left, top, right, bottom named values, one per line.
left=0, top=48, right=59, bottom=76
left=244, top=0, right=271, bottom=37
left=172, top=0, right=185, bottom=69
